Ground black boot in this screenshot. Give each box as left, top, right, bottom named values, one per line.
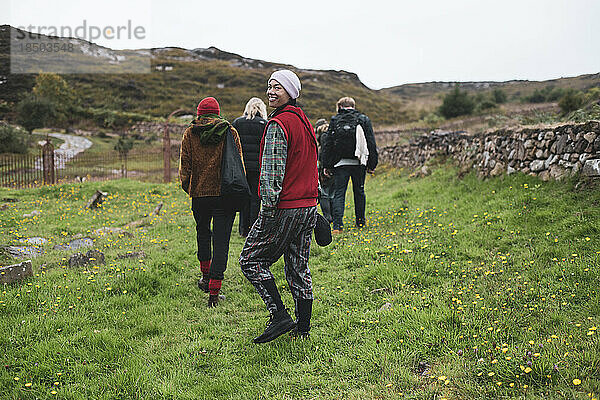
left=295, top=298, right=312, bottom=335
left=197, top=277, right=209, bottom=293
left=208, top=294, right=219, bottom=307
left=253, top=308, right=296, bottom=344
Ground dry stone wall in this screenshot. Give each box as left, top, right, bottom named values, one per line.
left=129, top=122, right=188, bottom=137
left=379, top=120, right=600, bottom=180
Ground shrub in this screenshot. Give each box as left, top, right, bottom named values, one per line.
left=526, top=89, right=547, bottom=103
left=0, top=124, right=29, bottom=154
left=0, top=100, right=11, bottom=118
left=585, top=87, right=600, bottom=103
left=477, top=99, right=497, bottom=111
left=439, top=86, right=475, bottom=118
left=32, top=73, right=79, bottom=127
left=546, top=87, right=565, bottom=102
left=492, top=88, right=507, bottom=104
left=558, top=89, right=585, bottom=114
left=76, top=107, right=151, bottom=129
left=421, top=112, right=445, bottom=129
left=524, top=86, right=565, bottom=103
left=114, top=136, right=134, bottom=157
left=569, top=104, right=600, bottom=122
left=16, top=95, right=57, bottom=133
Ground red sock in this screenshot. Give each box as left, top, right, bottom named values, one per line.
left=200, top=260, right=211, bottom=276
left=208, top=279, right=222, bottom=295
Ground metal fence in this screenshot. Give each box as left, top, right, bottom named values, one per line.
left=0, top=147, right=178, bottom=188
left=0, top=152, right=44, bottom=188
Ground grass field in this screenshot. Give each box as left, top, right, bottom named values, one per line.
left=0, top=163, right=598, bottom=399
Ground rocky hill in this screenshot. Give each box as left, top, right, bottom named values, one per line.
left=0, top=25, right=405, bottom=125
left=1, top=24, right=598, bottom=127
left=382, top=74, right=600, bottom=103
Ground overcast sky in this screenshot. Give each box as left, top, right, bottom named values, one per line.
left=5, top=0, right=600, bottom=89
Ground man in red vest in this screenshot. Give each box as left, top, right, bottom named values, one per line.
left=240, top=69, right=319, bottom=343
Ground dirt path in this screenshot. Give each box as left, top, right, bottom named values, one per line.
left=36, top=132, right=93, bottom=169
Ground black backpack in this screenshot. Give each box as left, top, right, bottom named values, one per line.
left=332, top=111, right=360, bottom=159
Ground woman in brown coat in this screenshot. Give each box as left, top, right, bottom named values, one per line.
left=179, top=97, right=245, bottom=307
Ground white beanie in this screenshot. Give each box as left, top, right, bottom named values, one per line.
left=268, top=69, right=301, bottom=99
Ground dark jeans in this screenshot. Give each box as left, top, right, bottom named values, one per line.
left=192, top=197, right=236, bottom=281
left=239, top=170, right=260, bottom=236
left=319, top=179, right=334, bottom=223
left=332, top=165, right=366, bottom=230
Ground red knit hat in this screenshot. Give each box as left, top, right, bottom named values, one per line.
left=196, top=97, right=220, bottom=116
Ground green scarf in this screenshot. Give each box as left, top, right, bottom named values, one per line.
left=190, top=114, right=230, bottom=145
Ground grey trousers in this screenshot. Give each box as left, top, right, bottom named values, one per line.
left=239, top=206, right=317, bottom=313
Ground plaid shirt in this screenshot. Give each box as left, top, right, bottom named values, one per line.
left=260, top=121, right=287, bottom=208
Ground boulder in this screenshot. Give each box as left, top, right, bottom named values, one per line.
left=535, top=149, right=544, bottom=159
left=68, top=249, right=105, bottom=268
left=530, top=160, right=545, bottom=172
left=553, top=135, right=568, bottom=153
left=54, top=238, right=94, bottom=251
left=2, top=246, right=43, bottom=259
left=19, top=237, right=47, bottom=245
left=0, top=260, right=33, bottom=284
left=86, top=190, right=108, bottom=209
left=584, top=132, right=597, bottom=143
left=549, top=165, right=567, bottom=180
left=582, top=159, right=600, bottom=176
left=490, top=162, right=504, bottom=177
left=515, top=143, right=526, bottom=160
left=574, top=139, right=588, bottom=153
left=579, top=153, right=591, bottom=164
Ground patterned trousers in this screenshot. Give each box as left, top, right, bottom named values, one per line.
left=239, top=206, right=317, bottom=313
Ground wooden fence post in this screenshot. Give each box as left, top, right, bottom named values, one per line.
left=42, top=141, right=55, bottom=185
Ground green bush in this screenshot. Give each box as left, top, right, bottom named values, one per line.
left=477, top=99, right=497, bottom=111
left=0, top=124, right=30, bottom=154
left=420, top=112, right=445, bottom=129
left=546, top=87, right=565, bottom=102
left=32, top=73, right=80, bottom=127
left=568, top=104, right=600, bottom=122
left=0, top=100, right=11, bottom=118
left=524, top=86, right=565, bottom=103
left=558, top=89, right=585, bottom=114
left=585, top=87, right=600, bottom=102
left=439, top=85, right=475, bottom=118
left=492, top=88, right=507, bottom=104
left=114, top=136, right=134, bottom=157
left=526, top=89, right=546, bottom=103
left=15, top=95, right=57, bottom=133
left=76, top=107, right=152, bottom=129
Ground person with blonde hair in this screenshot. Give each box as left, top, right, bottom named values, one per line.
left=233, top=97, right=268, bottom=236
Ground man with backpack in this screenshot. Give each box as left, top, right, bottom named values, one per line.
left=239, top=70, right=319, bottom=343
left=322, top=97, right=378, bottom=234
